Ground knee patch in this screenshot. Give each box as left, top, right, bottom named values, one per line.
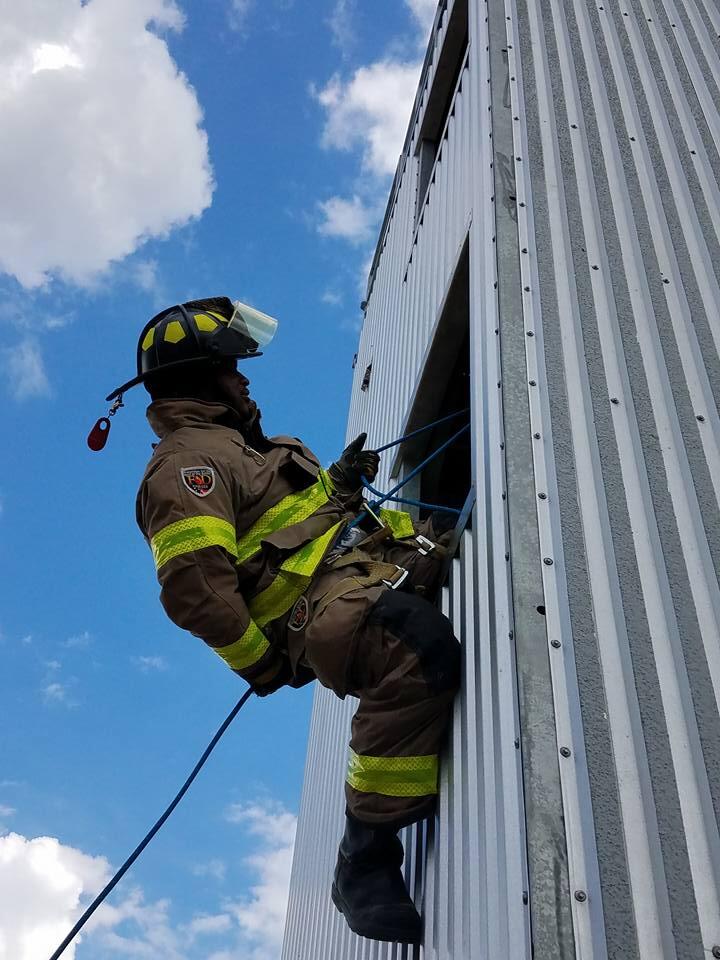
left=367, top=590, right=461, bottom=693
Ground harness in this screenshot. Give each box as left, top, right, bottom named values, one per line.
left=316, top=409, right=473, bottom=613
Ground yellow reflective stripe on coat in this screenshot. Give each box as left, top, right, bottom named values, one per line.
left=249, top=521, right=343, bottom=628
left=346, top=748, right=439, bottom=798
left=151, top=516, right=238, bottom=571
left=379, top=508, right=415, bottom=540
left=235, top=469, right=335, bottom=565
left=211, top=621, right=269, bottom=671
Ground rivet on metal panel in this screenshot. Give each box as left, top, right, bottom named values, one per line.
left=514, top=116, right=519, bottom=121
left=630, top=136, right=636, bottom=141
left=522, top=247, right=528, bottom=253
left=514, top=738, right=520, bottom=749
left=691, top=149, right=697, bottom=155
left=529, top=380, right=537, bottom=386
left=551, top=639, right=562, bottom=649
left=523, top=891, right=529, bottom=905
left=516, top=156, right=522, bottom=161
left=527, top=331, right=535, bottom=337
left=505, top=553, right=510, bottom=561
left=538, top=493, right=547, bottom=500
left=534, top=433, right=541, bottom=439
left=520, top=202, right=526, bottom=207
left=544, top=557, right=554, bottom=565
left=663, top=278, right=670, bottom=284
left=697, top=415, right=706, bottom=422
left=524, top=286, right=530, bottom=292
left=502, top=492, right=507, bottom=500
left=574, top=890, right=587, bottom=902
left=560, top=747, right=571, bottom=758
left=571, top=123, right=578, bottom=129
left=509, top=631, right=514, bottom=639
left=537, top=605, right=546, bottom=616
left=592, top=265, right=599, bottom=270
left=500, top=442, right=505, bottom=450
left=711, top=946, right=720, bottom=959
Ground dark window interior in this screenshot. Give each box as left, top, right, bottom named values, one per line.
left=393, top=239, right=471, bottom=520
left=414, top=0, right=469, bottom=223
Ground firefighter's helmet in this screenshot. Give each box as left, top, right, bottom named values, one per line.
left=105, top=296, right=278, bottom=401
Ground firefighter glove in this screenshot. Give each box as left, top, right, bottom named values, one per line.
left=251, top=655, right=292, bottom=697
left=328, top=433, right=380, bottom=492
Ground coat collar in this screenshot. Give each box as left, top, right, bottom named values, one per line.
left=146, top=398, right=243, bottom=439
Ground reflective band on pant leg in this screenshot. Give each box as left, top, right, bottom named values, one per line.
left=211, top=621, right=269, bottom=671
left=346, top=748, right=439, bottom=798
left=151, top=516, right=238, bottom=571
left=235, top=470, right=335, bottom=565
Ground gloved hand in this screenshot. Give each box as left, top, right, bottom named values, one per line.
left=251, top=655, right=292, bottom=697
left=328, top=433, right=380, bottom=493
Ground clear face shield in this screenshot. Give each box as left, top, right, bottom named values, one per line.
left=228, top=300, right=278, bottom=349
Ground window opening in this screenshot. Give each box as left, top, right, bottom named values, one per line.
left=393, top=239, right=471, bottom=519
left=414, top=0, right=469, bottom=224
left=360, top=363, right=373, bottom=392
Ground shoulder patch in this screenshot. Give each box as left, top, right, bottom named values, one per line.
left=180, top=466, right=216, bottom=498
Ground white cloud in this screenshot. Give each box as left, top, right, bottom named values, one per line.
left=328, top=0, right=356, bottom=57
left=184, top=913, right=233, bottom=937
left=3, top=340, right=50, bottom=400
left=0, top=833, right=110, bottom=960
left=0, top=806, right=15, bottom=819
left=318, top=195, right=379, bottom=244
left=132, top=655, right=168, bottom=672
left=42, top=682, right=75, bottom=706
left=63, top=630, right=92, bottom=649
left=0, top=0, right=213, bottom=288
left=192, top=858, right=227, bottom=882
left=405, top=0, right=438, bottom=35
left=132, top=258, right=161, bottom=293
left=223, top=802, right=297, bottom=958
left=316, top=60, right=421, bottom=178
left=321, top=289, right=343, bottom=306
left=228, top=0, right=253, bottom=32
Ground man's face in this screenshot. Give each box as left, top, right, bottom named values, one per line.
left=214, top=360, right=256, bottom=422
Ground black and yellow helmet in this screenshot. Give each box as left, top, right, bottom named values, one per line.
left=106, top=296, right=278, bottom=401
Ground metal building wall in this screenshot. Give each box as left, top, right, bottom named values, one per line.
left=283, top=0, right=720, bottom=957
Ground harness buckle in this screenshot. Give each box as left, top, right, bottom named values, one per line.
left=415, top=535, right=436, bottom=556
left=382, top=565, right=409, bottom=590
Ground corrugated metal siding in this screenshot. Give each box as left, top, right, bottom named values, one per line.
left=283, top=0, right=720, bottom=957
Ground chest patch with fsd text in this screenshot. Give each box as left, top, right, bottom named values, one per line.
left=181, top=466, right=216, bottom=498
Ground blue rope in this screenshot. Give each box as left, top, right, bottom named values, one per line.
left=360, top=481, right=462, bottom=515
left=48, top=689, right=254, bottom=960
left=350, top=420, right=470, bottom=525
left=374, top=407, right=469, bottom=453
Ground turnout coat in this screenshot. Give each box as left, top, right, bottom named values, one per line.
left=136, top=397, right=371, bottom=688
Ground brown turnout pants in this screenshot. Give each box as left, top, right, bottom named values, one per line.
left=290, top=518, right=461, bottom=828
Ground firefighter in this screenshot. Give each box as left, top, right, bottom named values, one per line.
left=106, top=297, right=461, bottom=945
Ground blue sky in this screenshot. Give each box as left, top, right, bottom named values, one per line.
left=0, top=1, right=436, bottom=957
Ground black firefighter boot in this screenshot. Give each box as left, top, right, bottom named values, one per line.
left=331, top=812, right=422, bottom=944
